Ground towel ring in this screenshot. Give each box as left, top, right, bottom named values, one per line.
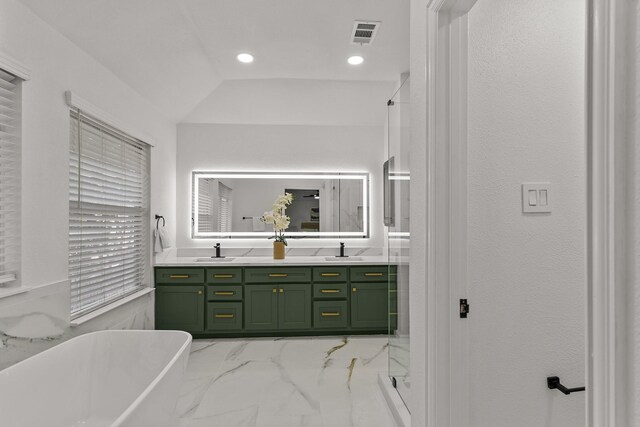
left=155, top=215, right=165, bottom=229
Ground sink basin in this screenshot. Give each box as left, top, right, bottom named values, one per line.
left=324, top=256, right=363, bottom=261
left=194, top=257, right=235, bottom=262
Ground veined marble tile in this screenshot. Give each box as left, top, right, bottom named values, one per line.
left=179, top=336, right=398, bottom=427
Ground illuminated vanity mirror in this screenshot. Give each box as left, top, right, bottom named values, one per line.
left=192, top=172, right=369, bottom=238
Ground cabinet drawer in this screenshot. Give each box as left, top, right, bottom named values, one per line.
left=245, top=267, right=311, bottom=283
left=206, top=268, right=242, bottom=284
left=208, top=285, right=243, bottom=301
left=155, top=268, right=205, bottom=284
left=313, top=267, right=348, bottom=282
left=207, top=303, right=243, bottom=331
left=350, top=266, right=389, bottom=282
left=313, top=301, right=348, bottom=329
left=313, top=283, right=348, bottom=299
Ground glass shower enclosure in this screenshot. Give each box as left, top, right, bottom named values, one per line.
left=386, top=75, right=410, bottom=410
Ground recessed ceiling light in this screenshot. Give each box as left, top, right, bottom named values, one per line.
left=237, top=53, right=254, bottom=63
left=347, top=55, right=364, bottom=65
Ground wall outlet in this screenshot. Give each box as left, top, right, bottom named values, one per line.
left=522, top=183, right=551, bottom=213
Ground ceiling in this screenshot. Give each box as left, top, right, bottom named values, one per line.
left=19, top=0, right=410, bottom=122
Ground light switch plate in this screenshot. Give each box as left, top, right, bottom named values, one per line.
left=522, top=183, right=551, bottom=213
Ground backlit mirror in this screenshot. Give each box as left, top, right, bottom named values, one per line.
left=191, top=171, right=369, bottom=238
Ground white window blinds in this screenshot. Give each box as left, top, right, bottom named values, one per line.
left=217, top=182, right=232, bottom=233
left=0, top=69, right=21, bottom=286
left=69, top=110, right=150, bottom=318
left=197, top=178, right=215, bottom=233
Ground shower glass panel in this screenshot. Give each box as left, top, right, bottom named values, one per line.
left=387, top=75, right=410, bottom=410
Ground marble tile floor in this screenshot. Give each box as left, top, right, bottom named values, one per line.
left=178, top=336, right=398, bottom=427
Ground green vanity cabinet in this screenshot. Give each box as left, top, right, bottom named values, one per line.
left=244, top=285, right=278, bottom=330
left=313, top=266, right=348, bottom=282
left=245, top=267, right=311, bottom=283
left=155, top=268, right=205, bottom=284
left=278, top=284, right=312, bottom=329
left=207, top=302, right=243, bottom=331
left=155, top=264, right=391, bottom=337
left=314, top=300, right=348, bottom=329
left=350, top=283, right=388, bottom=329
left=155, top=285, right=205, bottom=332
left=206, top=268, right=242, bottom=284
left=350, top=266, right=396, bottom=330
left=245, top=283, right=312, bottom=330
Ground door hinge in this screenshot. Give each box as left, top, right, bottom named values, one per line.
left=391, top=376, right=397, bottom=388
left=460, top=299, right=469, bottom=318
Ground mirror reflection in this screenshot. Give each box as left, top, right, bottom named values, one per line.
left=192, top=172, right=369, bottom=238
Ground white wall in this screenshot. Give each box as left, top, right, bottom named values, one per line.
left=408, top=0, right=428, bottom=424
left=0, top=0, right=176, bottom=366
left=466, top=0, right=585, bottom=426
left=183, top=79, right=395, bottom=127
left=629, top=2, right=640, bottom=424
left=177, top=123, right=385, bottom=250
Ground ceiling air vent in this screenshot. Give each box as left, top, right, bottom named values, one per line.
left=351, top=21, right=380, bottom=45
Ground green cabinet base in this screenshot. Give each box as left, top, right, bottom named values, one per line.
left=155, top=265, right=395, bottom=338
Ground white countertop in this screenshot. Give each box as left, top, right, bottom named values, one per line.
left=154, top=255, right=389, bottom=267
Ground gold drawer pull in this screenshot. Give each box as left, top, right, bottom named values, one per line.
left=213, top=274, right=234, bottom=278
left=170, top=275, right=190, bottom=279
left=321, top=312, right=341, bottom=317
left=364, top=273, right=384, bottom=277
left=215, top=314, right=234, bottom=319
left=321, top=289, right=341, bottom=294
left=279, top=288, right=284, bottom=293
left=197, top=290, right=203, bottom=295
left=352, top=287, right=357, bottom=292
left=214, top=291, right=235, bottom=296
left=269, top=273, right=288, bottom=277
left=320, top=273, right=340, bottom=277
left=273, top=288, right=277, bottom=293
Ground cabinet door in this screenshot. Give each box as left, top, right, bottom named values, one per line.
left=350, top=283, right=388, bottom=329
left=245, top=285, right=278, bottom=330
left=278, top=284, right=312, bottom=330
left=155, top=285, right=204, bottom=332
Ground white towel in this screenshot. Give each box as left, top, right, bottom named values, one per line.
left=158, top=226, right=172, bottom=250
left=252, top=217, right=265, bottom=232
left=153, top=229, right=162, bottom=253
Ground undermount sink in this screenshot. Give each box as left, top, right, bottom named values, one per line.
left=194, top=257, right=235, bottom=262
left=324, top=256, right=363, bottom=261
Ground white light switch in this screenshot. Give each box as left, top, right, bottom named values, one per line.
left=522, top=183, right=551, bottom=213
left=539, top=190, right=548, bottom=206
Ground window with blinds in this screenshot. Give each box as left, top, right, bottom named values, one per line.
left=69, top=110, right=150, bottom=318
left=0, top=69, right=21, bottom=287
left=217, top=182, right=232, bottom=233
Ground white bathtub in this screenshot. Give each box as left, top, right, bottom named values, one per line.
left=0, top=330, right=192, bottom=427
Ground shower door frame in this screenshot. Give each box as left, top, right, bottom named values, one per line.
left=416, top=0, right=627, bottom=426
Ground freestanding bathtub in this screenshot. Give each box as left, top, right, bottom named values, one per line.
left=0, top=330, right=192, bottom=427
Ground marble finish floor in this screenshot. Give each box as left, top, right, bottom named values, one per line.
left=178, top=336, right=397, bottom=427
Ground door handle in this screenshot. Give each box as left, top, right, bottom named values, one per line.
left=547, top=376, right=585, bottom=395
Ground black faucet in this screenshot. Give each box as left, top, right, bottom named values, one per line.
left=337, top=242, right=348, bottom=258
left=214, top=243, right=223, bottom=258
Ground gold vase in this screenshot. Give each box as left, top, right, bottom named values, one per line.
left=273, top=241, right=285, bottom=260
